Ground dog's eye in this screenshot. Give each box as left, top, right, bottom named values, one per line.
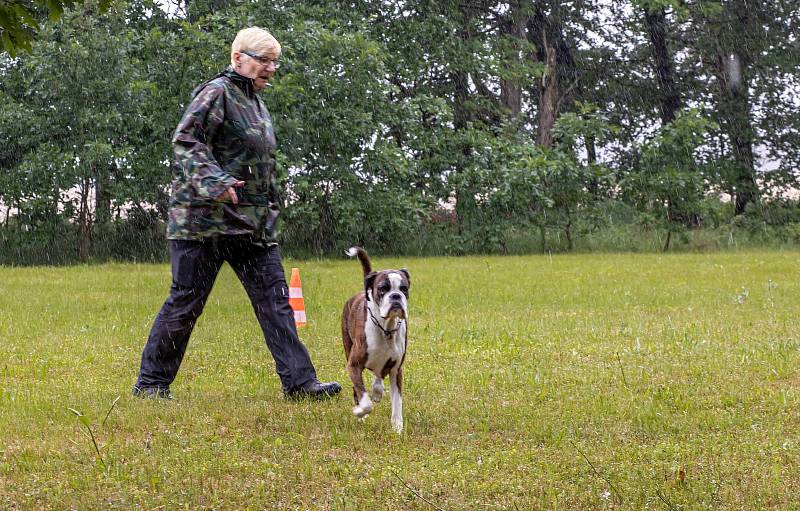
left=399, top=285, right=408, bottom=294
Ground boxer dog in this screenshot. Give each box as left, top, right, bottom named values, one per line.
left=341, top=247, right=409, bottom=433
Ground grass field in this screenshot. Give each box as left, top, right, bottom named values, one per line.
left=2, top=251, right=800, bottom=510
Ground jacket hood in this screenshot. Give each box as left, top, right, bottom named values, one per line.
left=191, top=66, right=256, bottom=99
left=223, top=66, right=256, bottom=97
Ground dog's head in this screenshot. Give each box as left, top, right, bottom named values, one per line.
left=365, top=269, right=410, bottom=320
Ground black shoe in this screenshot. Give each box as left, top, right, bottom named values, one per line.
left=285, top=381, right=342, bottom=400
left=132, top=385, right=173, bottom=400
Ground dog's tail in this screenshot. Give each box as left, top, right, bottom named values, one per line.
left=345, top=246, right=372, bottom=277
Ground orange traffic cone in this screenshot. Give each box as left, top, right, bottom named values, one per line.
left=289, top=267, right=307, bottom=327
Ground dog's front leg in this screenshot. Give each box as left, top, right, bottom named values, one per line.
left=389, top=367, right=403, bottom=433
left=348, top=362, right=373, bottom=418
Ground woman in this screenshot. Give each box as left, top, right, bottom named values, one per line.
left=132, top=27, right=341, bottom=400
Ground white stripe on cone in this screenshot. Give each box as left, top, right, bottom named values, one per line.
left=289, top=287, right=303, bottom=299
left=294, top=310, right=307, bottom=324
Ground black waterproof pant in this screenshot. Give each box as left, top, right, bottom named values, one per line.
left=135, top=236, right=317, bottom=393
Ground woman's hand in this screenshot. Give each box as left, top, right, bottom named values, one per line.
left=219, top=181, right=246, bottom=204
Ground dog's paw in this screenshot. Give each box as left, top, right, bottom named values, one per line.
left=370, top=381, right=384, bottom=402
left=353, top=403, right=373, bottom=418
left=392, top=419, right=403, bottom=434
left=353, top=394, right=373, bottom=418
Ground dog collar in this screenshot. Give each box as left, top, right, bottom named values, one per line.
left=366, top=302, right=403, bottom=338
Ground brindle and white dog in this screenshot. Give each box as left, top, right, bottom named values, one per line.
left=341, top=247, right=409, bottom=433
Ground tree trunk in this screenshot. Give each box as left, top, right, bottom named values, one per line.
left=716, top=52, right=758, bottom=214
left=643, top=7, right=681, bottom=125
left=452, top=71, right=471, bottom=132
left=95, top=170, right=111, bottom=226
left=536, top=36, right=559, bottom=149
left=565, top=214, right=573, bottom=251
left=528, top=3, right=577, bottom=149
left=644, top=6, right=697, bottom=227
left=78, top=176, right=93, bottom=261
left=314, top=183, right=336, bottom=256
left=388, top=75, right=411, bottom=147
left=586, top=135, right=601, bottom=198
left=51, top=174, right=60, bottom=221
left=452, top=3, right=477, bottom=236
left=500, top=0, right=526, bottom=120
left=452, top=67, right=474, bottom=236
left=539, top=224, right=547, bottom=253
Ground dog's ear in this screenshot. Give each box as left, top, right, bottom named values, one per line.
left=364, top=271, right=378, bottom=300
left=400, top=268, right=411, bottom=288
left=400, top=268, right=410, bottom=297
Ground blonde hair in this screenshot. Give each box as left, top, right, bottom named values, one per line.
left=231, top=27, right=281, bottom=65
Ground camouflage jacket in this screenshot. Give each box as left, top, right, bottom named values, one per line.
left=167, top=66, right=280, bottom=242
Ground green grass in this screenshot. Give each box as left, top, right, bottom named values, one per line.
left=2, top=251, right=800, bottom=509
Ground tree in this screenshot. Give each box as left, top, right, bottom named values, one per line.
left=0, top=0, right=110, bottom=56
left=637, top=0, right=683, bottom=124
left=623, top=109, right=716, bottom=250
left=3, top=0, right=800, bottom=262
left=689, top=0, right=799, bottom=213
left=527, top=0, right=580, bottom=149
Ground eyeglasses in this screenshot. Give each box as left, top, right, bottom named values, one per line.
left=242, top=51, right=280, bottom=69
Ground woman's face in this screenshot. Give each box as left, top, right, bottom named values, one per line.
left=233, top=50, right=278, bottom=91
